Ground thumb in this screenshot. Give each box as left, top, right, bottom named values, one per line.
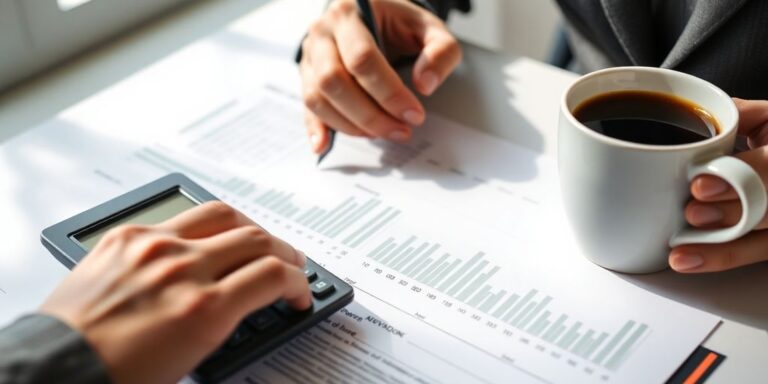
left=412, top=23, right=462, bottom=96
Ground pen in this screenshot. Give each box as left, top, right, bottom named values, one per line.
left=318, top=0, right=384, bottom=165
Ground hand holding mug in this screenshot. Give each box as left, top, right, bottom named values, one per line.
left=671, top=98, right=768, bottom=272
left=559, top=67, right=767, bottom=274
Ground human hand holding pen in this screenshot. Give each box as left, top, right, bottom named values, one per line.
left=298, top=0, right=462, bottom=154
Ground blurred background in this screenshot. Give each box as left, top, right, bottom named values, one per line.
left=0, top=0, right=562, bottom=93
left=450, top=0, right=560, bottom=63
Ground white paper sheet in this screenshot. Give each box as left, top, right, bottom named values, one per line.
left=0, top=83, right=719, bottom=383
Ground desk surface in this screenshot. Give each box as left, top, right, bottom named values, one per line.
left=0, top=0, right=765, bottom=382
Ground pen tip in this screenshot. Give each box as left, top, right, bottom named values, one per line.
left=316, top=151, right=329, bottom=166
left=316, top=130, right=336, bottom=167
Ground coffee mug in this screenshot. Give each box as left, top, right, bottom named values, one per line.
left=558, top=67, right=767, bottom=274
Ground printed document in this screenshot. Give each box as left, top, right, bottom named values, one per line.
left=0, top=85, right=718, bottom=383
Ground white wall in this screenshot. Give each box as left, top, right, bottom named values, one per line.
left=448, top=0, right=561, bottom=62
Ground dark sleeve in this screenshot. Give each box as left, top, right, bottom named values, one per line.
left=0, top=314, right=111, bottom=384
left=411, top=0, right=471, bottom=20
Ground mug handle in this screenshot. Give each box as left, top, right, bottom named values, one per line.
left=669, top=156, right=767, bottom=247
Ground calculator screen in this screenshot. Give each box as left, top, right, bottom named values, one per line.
left=75, top=190, right=197, bottom=250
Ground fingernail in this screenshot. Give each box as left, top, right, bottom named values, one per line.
left=388, top=130, right=411, bottom=142
left=670, top=253, right=704, bottom=271
left=309, top=133, right=323, bottom=152
left=403, top=109, right=424, bottom=126
left=689, top=205, right=723, bottom=225
left=296, top=250, right=307, bottom=267
left=421, top=71, right=439, bottom=95
left=697, top=177, right=728, bottom=198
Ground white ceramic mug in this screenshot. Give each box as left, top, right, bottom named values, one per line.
left=558, top=67, right=767, bottom=274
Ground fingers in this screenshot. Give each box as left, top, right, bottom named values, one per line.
left=690, top=147, right=768, bottom=202
left=159, top=201, right=252, bottom=239
left=217, top=256, right=312, bottom=315
left=733, top=98, right=768, bottom=147
left=330, top=5, right=425, bottom=126
left=412, top=18, right=462, bottom=96
left=157, top=201, right=307, bottom=280
left=304, top=18, right=414, bottom=141
left=690, top=175, right=737, bottom=202
left=193, top=226, right=306, bottom=279
left=300, top=58, right=370, bottom=137
left=299, top=0, right=458, bottom=147
left=669, top=230, right=768, bottom=273
left=687, top=148, right=768, bottom=229
left=685, top=199, right=768, bottom=230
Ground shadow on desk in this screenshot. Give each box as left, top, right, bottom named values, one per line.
left=616, top=263, right=768, bottom=330
left=321, top=44, right=548, bottom=190
left=423, top=43, right=547, bottom=155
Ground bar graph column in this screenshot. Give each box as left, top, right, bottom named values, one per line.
left=402, top=244, right=441, bottom=277
left=413, top=252, right=448, bottom=281
left=362, top=234, right=651, bottom=372
left=343, top=207, right=401, bottom=248
left=135, top=148, right=260, bottom=199
left=605, top=324, right=649, bottom=370
left=248, top=188, right=400, bottom=247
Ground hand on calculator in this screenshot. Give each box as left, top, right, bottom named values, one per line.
left=40, top=202, right=311, bottom=384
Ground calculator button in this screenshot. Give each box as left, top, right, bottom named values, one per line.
left=273, top=299, right=311, bottom=317
left=311, top=279, right=336, bottom=299
left=226, top=326, right=252, bottom=349
left=246, top=308, right=280, bottom=331
left=304, top=268, right=318, bottom=282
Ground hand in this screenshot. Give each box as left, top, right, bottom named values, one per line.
left=39, top=202, right=311, bottom=384
left=299, top=0, right=462, bottom=152
left=670, top=98, right=768, bottom=272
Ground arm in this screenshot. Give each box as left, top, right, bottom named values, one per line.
left=3, top=202, right=310, bottom=383
left=0, top=314, right=109, bottom=384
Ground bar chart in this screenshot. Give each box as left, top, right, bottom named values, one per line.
left=134, top=147, right=258, bottom=198
left=133, top=145, right=649, bottom=374
left=134, top=147, right=403, bottom=250
left=252, top=188, right=401, bottom=247
left=366, top=236, right=649, bottom=372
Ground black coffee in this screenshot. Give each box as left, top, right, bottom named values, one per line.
left=573, top=90, right=720, bottom=145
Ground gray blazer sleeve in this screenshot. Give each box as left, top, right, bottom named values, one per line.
left=0, top=314, right=111, bottom=384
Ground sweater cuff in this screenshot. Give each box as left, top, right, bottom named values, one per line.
left=0, top=314, right=111, bottom=384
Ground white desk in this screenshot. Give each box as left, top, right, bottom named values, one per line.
left=0, top=0, right=765, bottom=382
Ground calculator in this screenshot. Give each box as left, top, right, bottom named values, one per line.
left=193, top=258, right=353, bottom=383
left=40, top=173, right=354, bottom=383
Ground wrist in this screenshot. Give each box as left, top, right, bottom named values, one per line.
left=0, top=314, right=112, bottom=384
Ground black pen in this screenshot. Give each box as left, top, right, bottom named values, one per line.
left=318, top=0, right=384, bottom=165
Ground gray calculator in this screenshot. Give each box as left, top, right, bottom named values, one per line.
left=41, top=173, right=354, bottom=383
